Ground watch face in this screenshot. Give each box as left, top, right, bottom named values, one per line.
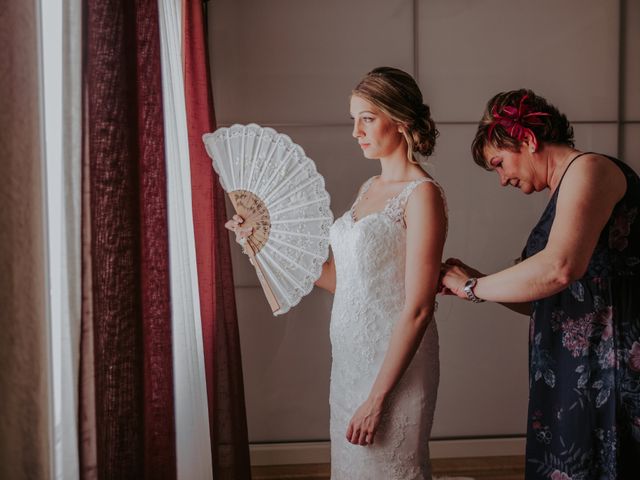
left=463, top=278, right=479, bottom=302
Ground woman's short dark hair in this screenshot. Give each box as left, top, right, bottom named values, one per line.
left=471, top=89, right=575, bottom=169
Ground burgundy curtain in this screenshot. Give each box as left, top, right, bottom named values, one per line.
left=184, top=1, right=252, bottom=478
left=80, top=1, right=176, bottom=479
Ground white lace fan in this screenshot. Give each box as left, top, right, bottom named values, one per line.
left=202, top=124, right=333, bottom=316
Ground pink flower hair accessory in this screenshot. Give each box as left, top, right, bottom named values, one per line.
left=488, top=94, right=551, bottom=143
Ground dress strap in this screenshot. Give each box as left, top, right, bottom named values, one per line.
left=551, top=152, right=593, bottom=196
left=389, top=177, right=449, bottom=232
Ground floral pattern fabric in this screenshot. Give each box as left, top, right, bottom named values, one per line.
left=522, top=155, right=640, bottom=479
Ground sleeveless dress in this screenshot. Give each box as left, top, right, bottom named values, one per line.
left=521, top=154, right=640, bottom=479
left=328, top=177, right=444, bottom=480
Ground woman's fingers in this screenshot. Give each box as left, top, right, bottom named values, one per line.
left=346, top=423, right=354, bottom=441
left=225, top=215, right=247, bottom=232
left=346, top=427, right=373, bottom=446
left=444, top=257, right=464, bottom=267
left=225, top=215, right=252, bottom=247
left=234, top=228, right=253, bottom=248
left=358, top=429, right=368, bottom=445
left=237, top=227, right=253, bottom=239
left=224, top=219, right=236, bottom=231
left=346, top=417, right=376, bottom=446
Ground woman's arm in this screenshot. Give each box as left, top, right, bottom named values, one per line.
left=443, top=154, right=626, bottom=303
left=443, top=258, right=532, bottom=316
left=346, top=181, right=446, bottom=446
left=315, top=253, right=336, bottom=293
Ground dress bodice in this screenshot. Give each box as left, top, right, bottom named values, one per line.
left=330, top=176, right=446, bottom=311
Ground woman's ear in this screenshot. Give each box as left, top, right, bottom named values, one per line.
left=397, top=123, right=407, bottom=134
left=522, top=132, right=538, bottom=153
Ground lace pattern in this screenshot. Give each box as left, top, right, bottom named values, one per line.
left=328, top=177, right=444, bottom=479
left=350, top=176, right=448, bottom=232
left=203, top=124, right=333, bottom=315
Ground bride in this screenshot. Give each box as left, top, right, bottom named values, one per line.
left=228, top=67, right=446, bottom=479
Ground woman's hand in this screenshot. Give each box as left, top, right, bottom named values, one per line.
left=346, top=396, right=385, bottom=446
left=440, top=258, right=484, bottom=300
left=224, top=214, right=253, bottom=246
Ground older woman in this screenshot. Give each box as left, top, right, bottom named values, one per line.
left=441, top=89, right=640, bottom=479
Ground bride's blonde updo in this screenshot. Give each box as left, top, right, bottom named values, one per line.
left=352, top=67, right=438, bottom=163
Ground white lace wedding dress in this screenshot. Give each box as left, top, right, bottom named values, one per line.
left=329, top=177, right=443, bottom=480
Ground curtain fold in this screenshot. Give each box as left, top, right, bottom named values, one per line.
left=81, top=1, right=176, bottom=478
left=184, top=1, right=252, bottom=478
left=55, top=0, right=82, bottom=477
left=0, top=2, right=51, bottom=479
left=157, top=0, right=215, bottom=478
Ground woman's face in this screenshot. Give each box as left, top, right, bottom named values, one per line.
left=484, top=144, right=546, bottom=194
left=350, top=95, right=405, bottom=160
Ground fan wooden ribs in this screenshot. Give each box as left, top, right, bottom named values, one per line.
left=229, top=189, right=270, bottom=253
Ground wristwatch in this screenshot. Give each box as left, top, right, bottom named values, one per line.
left=463, top=277, right=484, bottom=303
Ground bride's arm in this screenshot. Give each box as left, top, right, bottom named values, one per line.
left=346, top=181, right=446, bottom=446
left=315, top=252, right=336, bottom=293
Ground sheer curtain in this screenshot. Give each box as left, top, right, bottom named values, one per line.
left=158, top=1, right=215, bottom=478
left=46, top=0, right=82, bottom=478
left=183, top=1, right=252, bottom=478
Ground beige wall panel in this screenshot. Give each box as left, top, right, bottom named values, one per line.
left=572, top=123, right=618, bottom=157
left=623, top=124, right=640, bottom=172
left=277, top=126, right=380, bottom=216
left=433, top=298, right=529, bottom=436
left=418, top=0, right=618, bottom=122
left=625, top=0, right=640, bottom=120
left=209, top=0, right=413, bottom=125
left=430, top=124, right=538, bottom=436
left=237, top=286, right=333, bottom=442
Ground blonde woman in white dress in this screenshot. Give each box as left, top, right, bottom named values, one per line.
left=228, top=67, right=447, bottom=479
left=322, top=67, right=446, bottom=479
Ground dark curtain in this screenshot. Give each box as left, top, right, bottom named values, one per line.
left=80, top=1, right=176, bottom=479
left=184, top=1, right=252, bottom=478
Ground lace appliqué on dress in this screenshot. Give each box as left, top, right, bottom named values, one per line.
left=328, top=176, right=444, bottom=480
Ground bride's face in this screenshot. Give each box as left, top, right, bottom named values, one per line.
left=350, top=95, right=405, bottom=160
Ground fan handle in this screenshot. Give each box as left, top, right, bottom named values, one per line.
left=243, top=239, right=281, bottom=314
left=228, top=191, right=281, bottom=314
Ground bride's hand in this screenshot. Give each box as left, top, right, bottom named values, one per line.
left=224, top=214, right=253, bottom=246
left=346, top=396, right=384, bottom=447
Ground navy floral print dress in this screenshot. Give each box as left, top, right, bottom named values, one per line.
left=522, top=155, right=640, bottom=479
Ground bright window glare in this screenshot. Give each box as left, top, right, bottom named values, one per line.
left=40, top=0, right=63, bottom=477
